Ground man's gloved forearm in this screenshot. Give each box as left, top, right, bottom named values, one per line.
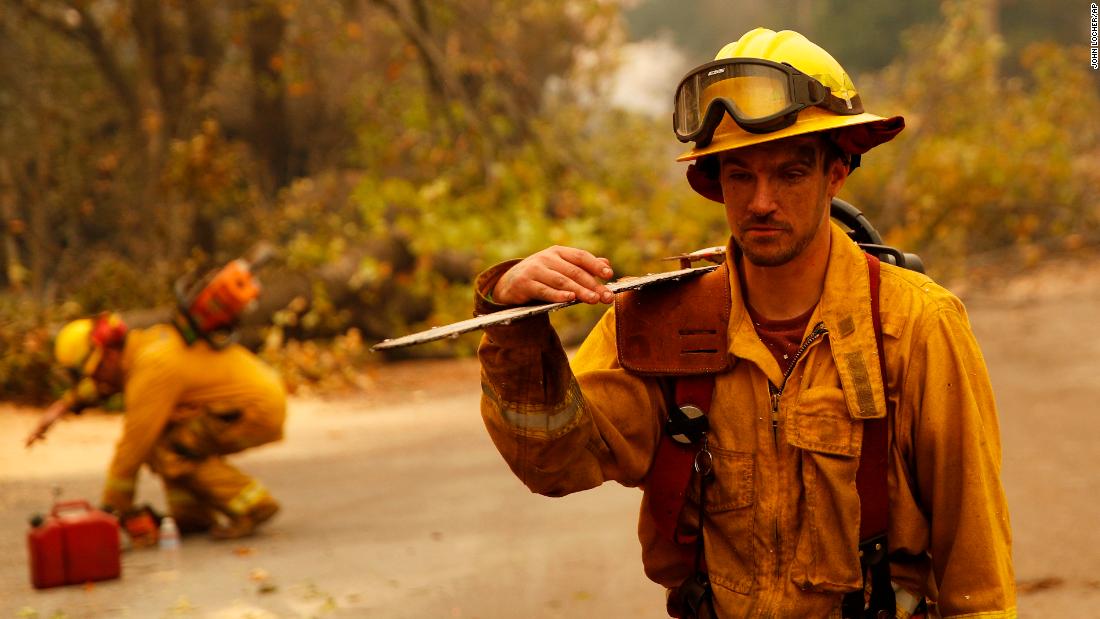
left=475, top=260, right=572, bottom=408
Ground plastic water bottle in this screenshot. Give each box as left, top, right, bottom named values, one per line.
left=158, top=516, right=181, bottom=573
left=159, top=516, right=180, bottom=549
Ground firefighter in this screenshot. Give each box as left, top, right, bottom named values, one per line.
left=474, top=28, right=1014, bottom=617
left=27, top=279, right=286, bottom=540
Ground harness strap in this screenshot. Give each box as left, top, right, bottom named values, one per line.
left=842, top=253, right=896, bottom=618
left=651, top=375, right=715, bottom=543
left=858, top=253, right=890, bottom=542
left=616, top=265, right=729, bottom=544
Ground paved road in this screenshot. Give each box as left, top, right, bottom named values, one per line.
left=1, top=257, right=1099, bottom=617
left=1, top=362, right=666, bottom=618
left=966, top=261, right=1100, bottom=617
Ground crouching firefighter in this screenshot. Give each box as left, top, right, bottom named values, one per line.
left=473, top=28, right=1016, bottom=618
left=27, top=251, right=286, bottom=540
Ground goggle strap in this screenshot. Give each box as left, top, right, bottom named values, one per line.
left=788, top=73, right=863, bottom=117
left=794, top=75, right=826, bottom=106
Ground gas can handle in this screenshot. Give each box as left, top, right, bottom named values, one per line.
left=50, top=499, right=94, bottom=517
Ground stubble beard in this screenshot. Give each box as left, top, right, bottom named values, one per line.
left=739, top=225, right=808, bottom=266
left=736, top=196, right=829, bottom=267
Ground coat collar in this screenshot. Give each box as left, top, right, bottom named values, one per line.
left=724, top=222, right=887, bottom=419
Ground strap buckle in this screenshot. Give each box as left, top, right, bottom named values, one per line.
left=843, top=533, right=895, bottom=619
left=667, top=403, right=709, bottom=445
left=858, top=533, right=888, bottom=567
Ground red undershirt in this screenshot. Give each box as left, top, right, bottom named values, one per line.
left=746, top=303, right=817, bottom=376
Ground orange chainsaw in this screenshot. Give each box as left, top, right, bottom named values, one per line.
left=173, top=243, right=275, bottom=347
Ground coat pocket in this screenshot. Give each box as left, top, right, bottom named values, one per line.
left=687, top=447, right=755, bottom=594
left=788, top=386, right=861, bottom=456
left=787, top=387, right=864, bottom=593
left=700, top=448, right=754, bottom=512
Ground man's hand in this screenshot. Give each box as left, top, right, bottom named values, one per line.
left=493, top=246, right=615, bottom=306
left=24, top=400, right=70, bottom=448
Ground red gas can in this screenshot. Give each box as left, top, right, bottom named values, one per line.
left=28, top=499, right=121, bottom=589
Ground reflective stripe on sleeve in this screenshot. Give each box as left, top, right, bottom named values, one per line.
left=482, top=378, right=584, bottom=437
left=227, top=480, right=270, bottom=516
left=942, top=610, right=1018, bottom=619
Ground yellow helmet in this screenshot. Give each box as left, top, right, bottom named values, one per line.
left=674, top=27, right=903, bottom=164
left=55, top=319, right=95, bottom=371
left=54, top=314, right=128, bottom=376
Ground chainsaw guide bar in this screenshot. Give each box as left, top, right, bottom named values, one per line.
left=371, top=264, right=719, bottom=351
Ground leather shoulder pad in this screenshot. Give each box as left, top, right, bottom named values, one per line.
left=615, top=264, right=731, bottom=375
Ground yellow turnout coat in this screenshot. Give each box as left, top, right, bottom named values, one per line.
left=477, top=224, right=1015, bottom=618
left=101, top=324, right=285, bottom=516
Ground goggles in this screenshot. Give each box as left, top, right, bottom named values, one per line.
left=673, top=58, right=864, bottom=145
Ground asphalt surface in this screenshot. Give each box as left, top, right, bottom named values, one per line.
left=1, top=360, right=665, bottom=619
left=2, top=256, right=1099, bottom=618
